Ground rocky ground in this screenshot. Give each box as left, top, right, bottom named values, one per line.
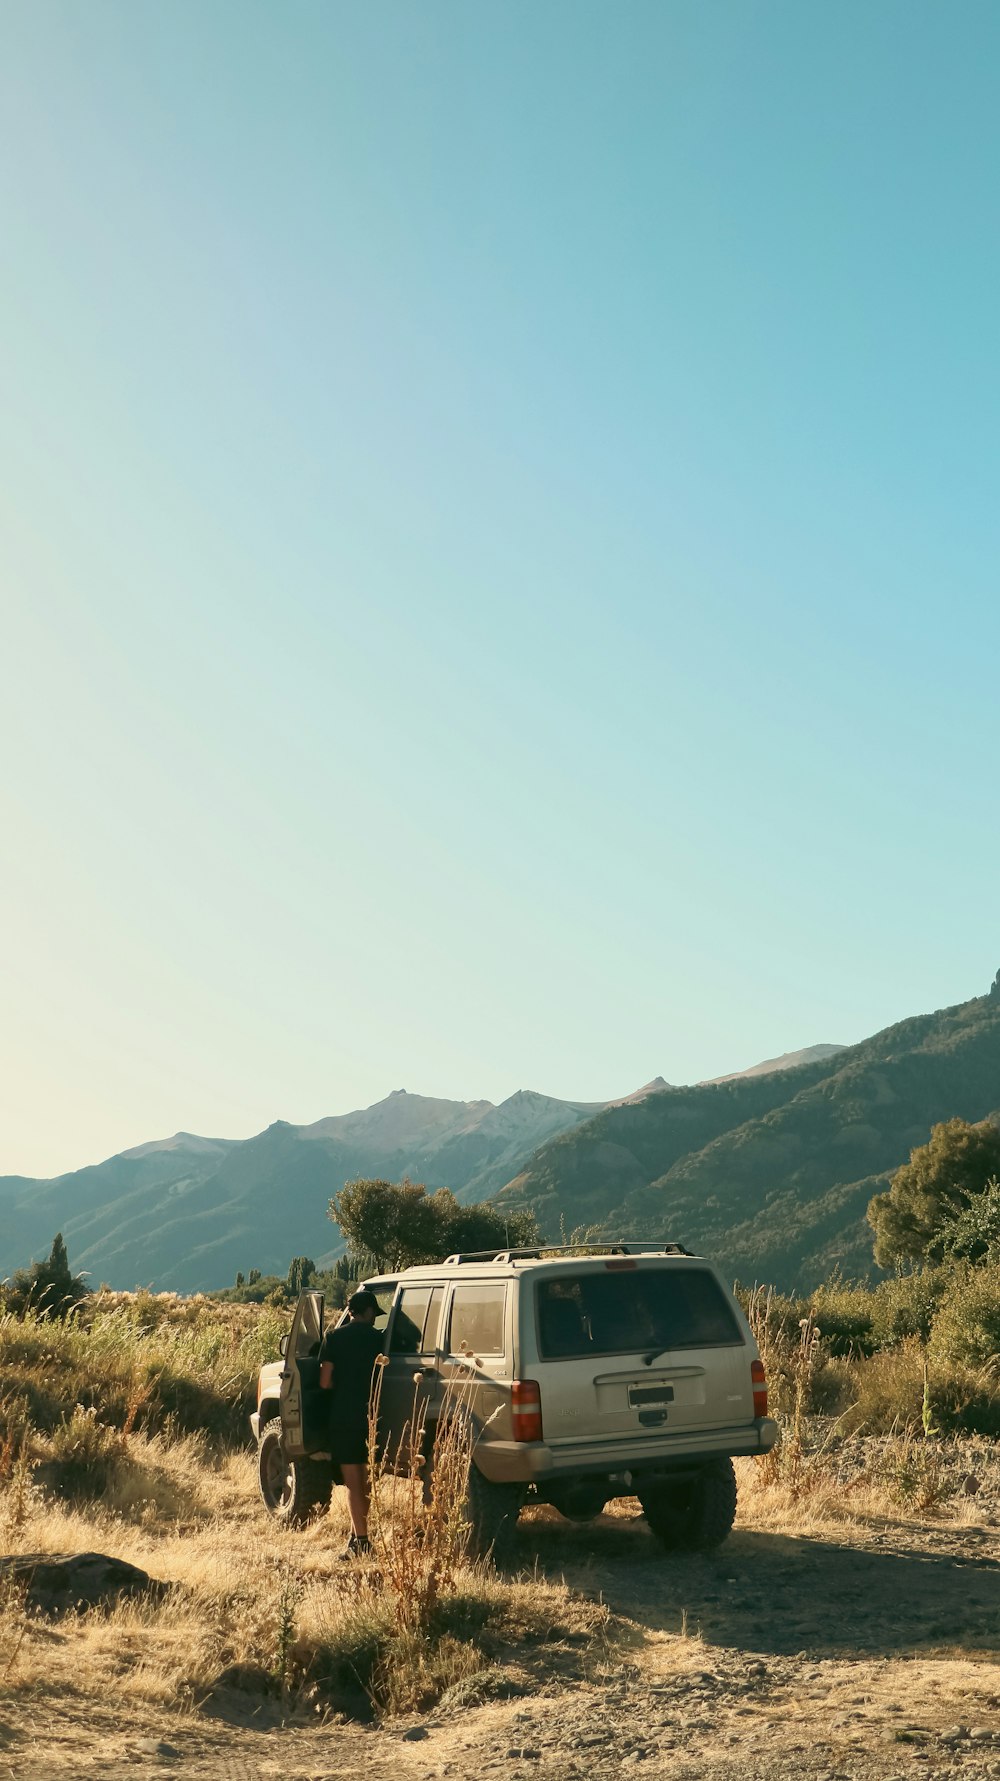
left=1, top=1448, right=997, bottom=1780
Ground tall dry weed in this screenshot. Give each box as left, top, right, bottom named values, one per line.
left=0, top=1571, right=28, bottom=1683
left=749, top=1297, right=828, bottom=1497
left=0, top=1401, right=34, bottom=1544
left=366, top=1354, right=483, bottom=1626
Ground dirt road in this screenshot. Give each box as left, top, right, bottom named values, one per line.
left=2, top=1506, right=998, bottom=1780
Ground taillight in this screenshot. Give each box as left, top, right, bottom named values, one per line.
left=256, top=1372, right=264, bottom=1411
left=511, top=1380, right=543, bottom=1442
left=751, top=1358, right=768, bottom=1417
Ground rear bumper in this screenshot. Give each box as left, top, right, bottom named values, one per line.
left=474, top=1417, right=780, bottom=1485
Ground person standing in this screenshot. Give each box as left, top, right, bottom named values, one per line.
left=318, top=1289, right=385, bottom=1557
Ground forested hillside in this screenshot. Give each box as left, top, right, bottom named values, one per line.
left=495, top=994, right=1000, bottom=1289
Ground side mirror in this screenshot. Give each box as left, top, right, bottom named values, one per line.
left=279, top=1333, right=289, bottom=1358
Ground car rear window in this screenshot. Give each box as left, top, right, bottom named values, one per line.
left=535, top=1268, right=742, bottom=1359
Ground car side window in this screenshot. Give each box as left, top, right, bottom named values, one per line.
left=423, top=1286, right=444, bottom=1353
left=390, top=1286, right=433, bottom=1354
left=447, top=1284, right=507, bottom=1358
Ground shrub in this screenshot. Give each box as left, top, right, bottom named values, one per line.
left=828, top=1337, right=1000, bottom=1438
left=869, top=1268, right=949, bottom=1347
left=808, top=1280, right=877, bottom=1355
left=836, top=1338, right=928, bottom=1433
left=924, top=1363, right=1000, bottom=1438
left=868, top=1433, right=958, bottom=1513
left=755, top=1311, right=824, bottom=1494
left=367, top=1356, right=486, bottom=1619
left=928, top=1266, right=1000, bottom=1370
left=48, top=1405, right=125, bottom=1500
left=738, top=1285, right=804, bottom=1413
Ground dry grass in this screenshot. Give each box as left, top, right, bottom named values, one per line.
left=0, top=1294, right=288, bottom=1453
left=734, top=1432, right=997, bottom=1538
left=0, top=1414, right=603, bottom=1725
left=0, top=1288, right=994, bottom=1739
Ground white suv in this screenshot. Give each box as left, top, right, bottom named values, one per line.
left=253, top=1243, right=778, bottom=1559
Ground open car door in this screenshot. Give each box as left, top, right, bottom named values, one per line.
left=279, top=1291, right=325, bottom=1457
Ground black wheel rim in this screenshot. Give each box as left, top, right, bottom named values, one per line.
left=262, top=1436, right=294, bottom=1510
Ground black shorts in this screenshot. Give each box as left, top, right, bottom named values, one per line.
left=329, top=1421, right=369, bottom=1467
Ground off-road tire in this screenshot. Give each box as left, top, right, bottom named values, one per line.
left=638, top=1457, right=738, bottom=1552
left=257, top=1417, right=334, bottom=1527
left=464, top=1464, right=524, bottom=1565
left=423, top=1442, right=523, bottom=1566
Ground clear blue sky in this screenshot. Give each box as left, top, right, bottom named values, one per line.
left=3, top=2, right=999, bottom=1177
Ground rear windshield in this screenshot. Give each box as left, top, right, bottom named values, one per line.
left=535, top=1268, right=742, bottom=1359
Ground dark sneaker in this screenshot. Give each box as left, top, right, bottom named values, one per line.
left=339, top=1533, right=372, bottom=1560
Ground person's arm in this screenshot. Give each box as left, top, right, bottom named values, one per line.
left=319, top=1330, right=335, bottom=1391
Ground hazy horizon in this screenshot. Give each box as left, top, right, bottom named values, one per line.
left=2, top=1036, right=857, bottom=1179
left=4, top=4, right=999, bottom=1178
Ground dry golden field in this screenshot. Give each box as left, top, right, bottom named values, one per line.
left=0, top=1294, right=997, bottom=1780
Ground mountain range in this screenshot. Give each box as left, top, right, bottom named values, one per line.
left=0, top=1048, right=839, bottom=1293
left=0, top=1084, right=640, bottom=1292
left=2, top=991, right=997, bottom=1294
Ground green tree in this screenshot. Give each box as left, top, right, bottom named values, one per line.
left=868, top=1117, right=1000, bottom=1267
left=3, top=1232, right=88, bottom=1319
left=286, top=1255, right=316, bottom=1295
left=330, top=1178, right=539, bottom=1272
left=435, top=1192, right=539, bottom=1257
left=938, top=1176, right=1000, bottom=1264
left=330, top=1178, right=441, bottom=1272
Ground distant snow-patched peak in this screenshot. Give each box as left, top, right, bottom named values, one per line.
left=299, top=1091, right=493, bottom=1152
left=470, top=1089, right=605, bottom=1140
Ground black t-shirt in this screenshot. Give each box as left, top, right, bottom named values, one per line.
left=319, top=1319, right=385, bottom=1426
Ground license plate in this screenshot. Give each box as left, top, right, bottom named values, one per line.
left=628, top=1384, right=675, bottom=1409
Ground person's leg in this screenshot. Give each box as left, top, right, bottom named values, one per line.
left=340, top=1462, right=370, bottom=1538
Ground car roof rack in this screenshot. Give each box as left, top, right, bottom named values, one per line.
left=442, top=1241, right=692, bottom=1265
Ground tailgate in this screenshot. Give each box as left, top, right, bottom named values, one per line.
left=530, top=1262, right=754, bottom=1445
